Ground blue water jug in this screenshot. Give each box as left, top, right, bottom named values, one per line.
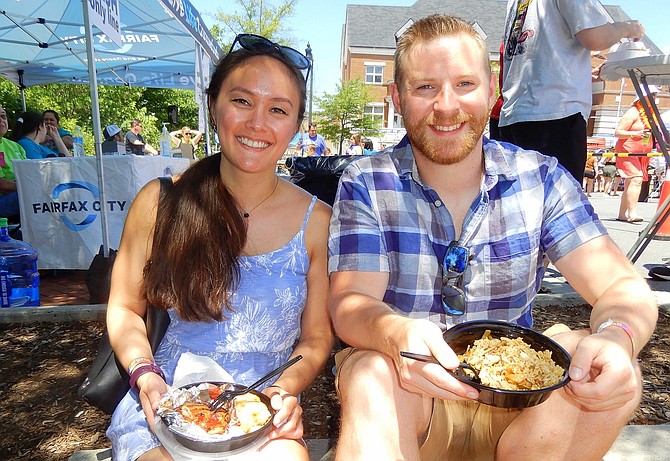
left=0, top=217, right=39, bottom=307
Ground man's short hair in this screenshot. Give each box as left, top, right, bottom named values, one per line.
left=309, top=123, right=317, bottom=130
left=131, top=119, right=142, bottom=128
left=394, top=15, right=490, bottom=88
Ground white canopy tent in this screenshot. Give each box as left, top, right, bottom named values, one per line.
left=0, top=0, right=221, bottom=89
left=0, top=0, right=222, bottom=257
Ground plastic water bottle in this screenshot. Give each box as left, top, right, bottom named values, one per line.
left=73, top=126, right=85, bottom=157
left=0, top=218, right=39, bottom=307
left=160, top=123, right=172, bottom=157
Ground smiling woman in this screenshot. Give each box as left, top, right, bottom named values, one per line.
left=104, top=35, right=333, bottom=461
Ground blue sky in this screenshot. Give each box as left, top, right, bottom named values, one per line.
left=189, top=0, right=670, bottom=98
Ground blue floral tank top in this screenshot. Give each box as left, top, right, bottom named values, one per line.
left=153, top=196, right=317, bottom=387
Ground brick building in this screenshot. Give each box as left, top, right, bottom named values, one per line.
left=341, top=0, right=667, bottom=148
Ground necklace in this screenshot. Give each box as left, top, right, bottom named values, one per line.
left=634, top=100, right=659, bottom=131
left=242, top=177, right=279, bottom=218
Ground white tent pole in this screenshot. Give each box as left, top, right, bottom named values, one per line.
left=197, top=45, right=212, bottom=156
left=82, top=0, right=110, bottom=258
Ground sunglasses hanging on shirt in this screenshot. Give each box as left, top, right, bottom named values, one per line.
left=441, top=241, right=470, bottom=316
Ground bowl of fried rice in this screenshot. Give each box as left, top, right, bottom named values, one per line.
left=157, top=381, right=274, bottom=453
left=443, top=320, right=571, bottom=408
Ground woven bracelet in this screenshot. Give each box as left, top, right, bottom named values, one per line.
left=129, top=362, right=165, bottom=393
left=128, top=357, right=152, bottom=375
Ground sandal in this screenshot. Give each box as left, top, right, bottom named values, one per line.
left=615, top=217, right=643, bottom=224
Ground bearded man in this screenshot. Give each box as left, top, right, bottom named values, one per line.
left=326, top=14, right=657, bottom=461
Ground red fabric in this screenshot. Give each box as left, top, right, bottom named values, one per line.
left=490, top=96, right=503, bottom=120
left=615, top=156, right=649, bottom=181
left=490, top=43, right=504, bottom=121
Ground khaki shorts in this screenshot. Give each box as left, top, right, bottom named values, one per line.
left=334, top=324, right=570, bottom=461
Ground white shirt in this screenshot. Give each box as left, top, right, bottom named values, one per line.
left=499, top=0, right=610, bottom=126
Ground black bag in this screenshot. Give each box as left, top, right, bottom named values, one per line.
left=77, top=177, right=173, bottom=414
left=86, top=245, right=117, bottom=304
left=285, top=155, right=358, bottom=205
left=77, top=307, right=170, bottom=414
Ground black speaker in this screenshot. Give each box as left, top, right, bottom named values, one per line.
left=168, top=105, right=179, bottom=124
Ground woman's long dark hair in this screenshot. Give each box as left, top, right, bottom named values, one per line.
left=11, top=111, right=43, bottom=142
left=144, top=154, right=246, bottom=321
left=144, top=46, right=307, bottom=322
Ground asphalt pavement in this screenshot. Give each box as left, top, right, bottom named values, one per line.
left=540, top=190, right=670, bottom=312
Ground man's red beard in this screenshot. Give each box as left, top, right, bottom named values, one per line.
left=405, top=111, right=488, bottom=165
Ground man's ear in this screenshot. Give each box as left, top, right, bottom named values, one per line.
left=390, top=82, right=403, bottom=116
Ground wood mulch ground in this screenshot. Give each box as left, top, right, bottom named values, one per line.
left=0, top=305, right=668, bottom=461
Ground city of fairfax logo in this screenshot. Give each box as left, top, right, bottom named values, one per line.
left=30, top=181, right=128, bottom=232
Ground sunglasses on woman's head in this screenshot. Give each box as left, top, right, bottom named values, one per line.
left=229, top=34, right=312, bottom=80
left=441, top=241, right=469, bottom=316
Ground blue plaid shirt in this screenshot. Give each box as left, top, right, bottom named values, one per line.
left=328, top=136, right=607, bottom=330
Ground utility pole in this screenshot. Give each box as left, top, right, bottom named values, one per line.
left=305, top=43, right=314, bottom=124
left=259, top=0, right=263, bottom=31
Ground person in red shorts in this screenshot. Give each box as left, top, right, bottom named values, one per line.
left=614, top=85, right=659, bottom=223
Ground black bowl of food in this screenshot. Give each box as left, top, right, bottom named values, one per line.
left=157, top=381, right=273, bottom=453
left=443, top=320, right=572, bottom=408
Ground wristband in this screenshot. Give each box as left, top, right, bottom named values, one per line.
left=129, top=362, right=165, bottom=393
left=128, top=357, right=152, bottom=375
left=596, top=319, right=636, bottom=357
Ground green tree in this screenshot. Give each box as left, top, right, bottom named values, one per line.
left=0, top=80, right=25, bottom=120
left=22, top=83, right=160, bottom=154
left=211, top=0, right=299, bottom=48
left=143, top=87, right=203, bottom=155
left=314, top=79, right=380, bottom=154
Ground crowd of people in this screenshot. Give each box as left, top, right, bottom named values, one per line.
left=579, top=84, right=669, bottom=224
left=0, top=106, right=206, bottom=224
left=293, top=122, right=378, bottom=156
left=0, top=108, right=204, bottom=159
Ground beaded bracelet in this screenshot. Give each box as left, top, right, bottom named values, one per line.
left=129, top=362, right=165, bottom=393
left=596, top=319, right=636, bottom=357
left=128, top=357, right=152, bottom=375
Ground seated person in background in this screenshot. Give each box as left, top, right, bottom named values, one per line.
left=169, top=126, right=202, bottom=160
left=41, top=110, right=73, bottom=153
left=125, top=119, right=158, bottom=155
left=328, top=15, right=658, bottom=461
left=101, top=124, right=126, bottom=155
left=12, top=111, right=70, bottom=159
left=0, top=106, right=26, bottom=218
